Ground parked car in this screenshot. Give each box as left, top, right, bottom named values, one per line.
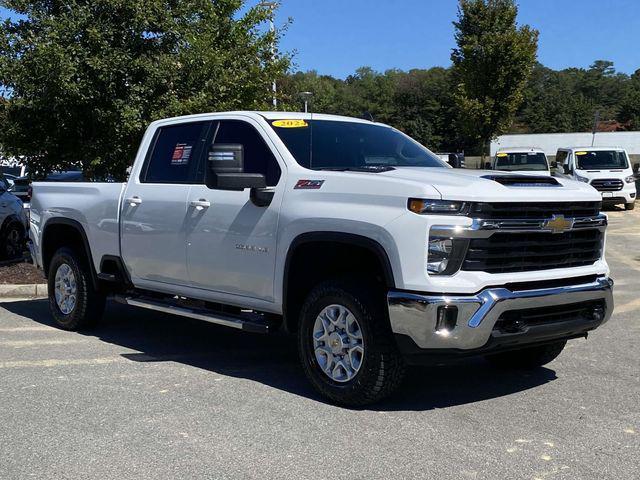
left=486, top=147, right=552, bottom=176
left=436, top=152, right=465, bottom=168
left=0, top=172, right=28, bottom=259
left=30, top=112, right=614, bottom=406
left=0, top=162, right=27, bottom=179
left=555, top=146, right=638, bottom=210
left=9, top=170, right=85, bottom=204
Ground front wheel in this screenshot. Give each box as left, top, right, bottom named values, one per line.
left=48, top=247, right=106, bottom=330
left=625, top=202, right=635, bottom=211
left=298, top=279, right=405, bottom=406
left=485, top=340, right=567, bottom=369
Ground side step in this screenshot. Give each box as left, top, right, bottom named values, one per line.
left=114, top=295, right=271, bottom=334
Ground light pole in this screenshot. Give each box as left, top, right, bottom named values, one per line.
left=299, top=91, right=313, bottom=113
left=259, top=1, right=278, bottom=109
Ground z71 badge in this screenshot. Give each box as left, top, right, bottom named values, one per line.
left=294, top=179, right=324, bottom=190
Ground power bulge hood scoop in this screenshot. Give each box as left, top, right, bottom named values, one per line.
left=380, top=167, right=602, bottom=203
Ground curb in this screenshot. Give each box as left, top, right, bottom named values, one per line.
left=0, top=284, right=48, bottom=299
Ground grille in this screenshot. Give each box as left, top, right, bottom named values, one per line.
left=463, top=229, right=603, bottom=274
left=469, top=202, right=601, bottom=219
left=493, top=300, right=605, bottom=334
left=590, top=178, right=623, bottom=191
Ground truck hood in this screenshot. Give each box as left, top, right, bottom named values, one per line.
left=381, top=167, right=601, bottom=202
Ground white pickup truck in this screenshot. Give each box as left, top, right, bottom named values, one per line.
left=30, top=112, right=614, bottom=406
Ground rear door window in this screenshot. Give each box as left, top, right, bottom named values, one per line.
left=142, top=122, right=210, bottom=183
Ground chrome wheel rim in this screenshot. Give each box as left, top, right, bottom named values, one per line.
left=312, top=304, right=364, bottom=383
left=54, top=263, right=77, bottom=315
left=5, top=228, right=21, bottom=256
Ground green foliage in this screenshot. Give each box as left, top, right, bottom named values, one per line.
left=0, top=0, right=289, bottom=179
left=279, top=67, right=461, bottom=152
left=450, top=0, right=538, bottom=153
left=518, top=63, right=594, bottom=133
left=619, top=70, right=640, bottom=130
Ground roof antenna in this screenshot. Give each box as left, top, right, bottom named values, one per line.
left=362, top=111, right=374, bottom=122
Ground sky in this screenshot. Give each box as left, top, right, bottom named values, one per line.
left=273, top=0, right=640, bottom=77
left=1, top=0, right=638, bottom=77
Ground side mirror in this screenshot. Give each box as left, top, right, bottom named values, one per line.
left=563, top=165, right=571, bottom=175
left=550, top=161, right=558, bottom=169
left=206, top=143, right=266, bottom=190
left=634, top=163, right=639, bottom=174
left=484, top=161, right=492, bottom=170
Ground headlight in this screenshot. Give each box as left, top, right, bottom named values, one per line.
left=625, top=175, right=635, bottom=184
left=575, top=175, right=590, bottom=183
left=427, top=236, right=468, bottom=275
left=409, top=199, right=468, bottom=215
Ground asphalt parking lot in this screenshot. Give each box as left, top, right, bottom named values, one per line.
left=1, top=208, right=638, bottom=480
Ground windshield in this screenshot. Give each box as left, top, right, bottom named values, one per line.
left=1, top=166, right=23, bottom=176
left=495, top=152, right=548, bottom=171
left=269, top=119, right=446, bottom=169
left=576, top=150, right=628, bottom=170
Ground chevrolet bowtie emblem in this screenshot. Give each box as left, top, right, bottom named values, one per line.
left=544, top=214, right=574, bottom=234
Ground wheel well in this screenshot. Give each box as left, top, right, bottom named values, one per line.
left=283, top=236, right=395, bottom=332
left=42, top=222, right=96, bottom=287
left=0, top=215, right=25, bottom=236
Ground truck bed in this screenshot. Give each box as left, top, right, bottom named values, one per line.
left=30, top=182, right=126, bottom=274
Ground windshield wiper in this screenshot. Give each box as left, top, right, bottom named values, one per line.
left=315, top=165, right=396, bottom=173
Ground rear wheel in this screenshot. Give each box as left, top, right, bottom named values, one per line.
left=298, top=279, right=405, bottom=406
left=625, top=202, right=635, bottom=211
left=48, top=247, right=105, bottom=330
left=485, top=340, right=567, bottom=369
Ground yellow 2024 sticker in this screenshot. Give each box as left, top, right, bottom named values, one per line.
left=576, top=151, right=588, bottom=155
left=272, top=119, right=308, bottom=128
left=496, top=152, right=508, bottom=157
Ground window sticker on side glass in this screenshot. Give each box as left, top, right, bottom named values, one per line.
left=171, top=143, right=193, bottom=165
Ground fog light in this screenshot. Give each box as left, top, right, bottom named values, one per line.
left=436, top=305, right=458, bottom=333
left=427, top=238, right=453, bottom=274
left=591, top=306, right=605, bottom=323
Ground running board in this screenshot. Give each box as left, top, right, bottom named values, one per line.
left=115, top=296, right=271, bottom=334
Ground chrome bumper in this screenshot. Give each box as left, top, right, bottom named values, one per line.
left=388, top=277, right=614, bottom=351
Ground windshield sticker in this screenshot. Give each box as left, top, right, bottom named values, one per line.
left=496, top=153, right=508, bottom=157
left=171, top=143, right=193, bottom=165
left=295, top=179, right=324, bottom=190
left=575, top=151, right=587, bottom=155
left=272, top=119, right=309, bottom=128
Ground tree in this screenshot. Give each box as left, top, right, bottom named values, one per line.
left=450, top=0, right=538, bottom=156
left=0, top=0, right=289, bottom=179
left=518, top=63, right=595, bottom=133
left=619, top=70, right=640, bottom=130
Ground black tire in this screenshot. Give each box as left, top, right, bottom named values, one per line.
left=485, top=340, right=567, bottom=369
left=625, top=202, right=635, bottom=211
left=298, top=278, right=405, bottom=407
left=48, top=247, right=106, bottom=330
left=1, top=222, right=24, bottom=260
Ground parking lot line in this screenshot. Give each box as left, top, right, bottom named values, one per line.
left=0, top=356, right=126, bottom=369
left=0, top=326, right=59, bottom=332
left=0, top=339, right=86, bottom=348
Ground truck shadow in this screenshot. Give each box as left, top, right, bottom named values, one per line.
left=2, top=299, right=557, bottom=411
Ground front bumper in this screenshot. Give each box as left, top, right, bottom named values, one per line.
left=388, top=276, right=614, bottom=363
left=599, top=186, right=636, bottom=204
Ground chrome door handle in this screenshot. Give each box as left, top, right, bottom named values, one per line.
left=189, top=199, right=211, bottom=210
left=125, top=196, right=142, bottom=206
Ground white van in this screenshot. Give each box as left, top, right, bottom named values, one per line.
left=487, top=147, right=551, bottom=176
left=555, top=147, right=637, bottom=210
